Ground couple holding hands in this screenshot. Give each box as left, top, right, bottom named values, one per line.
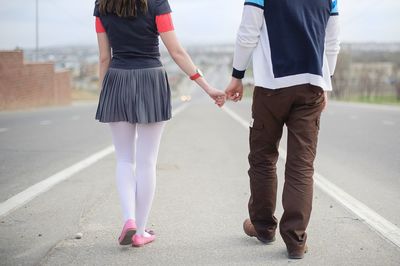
left=94, top=0, right=339, bottom=260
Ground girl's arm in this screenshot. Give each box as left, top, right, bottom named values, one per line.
left=160, top=31, right=225, bottom=107
left=97, top=32, right=111, bottom=87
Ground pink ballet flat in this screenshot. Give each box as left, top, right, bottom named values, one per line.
left=118, top=219, right=155, bottom=245
left=118, top=219, right=137, bottom=245
left=132, top=234, right=156, bottom=247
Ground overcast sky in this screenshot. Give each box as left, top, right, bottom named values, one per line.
left=0, top=0, right=399, bottom=49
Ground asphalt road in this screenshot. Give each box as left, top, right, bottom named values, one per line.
left=0, top=72, right=400, bottom=265
left=0, top=103, right=110, bottom=202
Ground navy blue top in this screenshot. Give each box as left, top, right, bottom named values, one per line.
left=263, top=0, right=333, bottom=77
left=94, top=0, right=172, bottom=69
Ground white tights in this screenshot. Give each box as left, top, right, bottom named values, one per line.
left=109, top=121, right=165, bottom=235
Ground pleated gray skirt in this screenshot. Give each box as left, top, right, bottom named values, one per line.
left=95, top=67, right=172, bottom=124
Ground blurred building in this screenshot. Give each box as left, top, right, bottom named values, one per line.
left=0, top=50, right=71, bottom=110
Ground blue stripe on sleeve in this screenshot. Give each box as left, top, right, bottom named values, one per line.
left=331, top=0, right=338, bottom=15
left=244, top=0, right=264, bottom=9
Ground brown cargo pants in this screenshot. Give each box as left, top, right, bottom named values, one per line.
left=248, top=84, right=325, bottom=253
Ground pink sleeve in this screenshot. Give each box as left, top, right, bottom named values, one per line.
left=156, top=13, right=174, bottom=33
left=95, top=17, right=106, bottom=33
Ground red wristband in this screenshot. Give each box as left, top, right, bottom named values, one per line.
left=190, top=68, right=203, bottom=80
left=190, top=73, right=201, bottom=80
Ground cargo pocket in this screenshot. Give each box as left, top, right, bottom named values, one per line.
left=250, top=118, right=264, bottom=130
left=249, top=118, right=264, bottom=145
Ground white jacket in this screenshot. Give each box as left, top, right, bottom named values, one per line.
left=233, top=0, right=340, bottom=91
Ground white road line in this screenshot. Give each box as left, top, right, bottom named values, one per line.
left=0, top=146, right=114, bottom=218
left=314, top=174, right=400, bottom=249
left=40, top=120, right=52, bottom=126
left=71, top=115, right=81, bottom=121
left=382, top=120, right=395, bottom=126
left=222, top=105, right=400, bottom=248
left=222, top=106, right=249, bottom=128
left=0, top=104, right=190, bottom=218
left=0, top=128, right=9, bottom=133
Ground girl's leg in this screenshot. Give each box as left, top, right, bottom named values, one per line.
left=135, top=121, right=166, bottom=235
left=109, top=122, right=137, bottom=222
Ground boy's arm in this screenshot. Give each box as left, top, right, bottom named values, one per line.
left=325, top=0, right=340, bottom=76
left=232, top=0, right=265, bottom=79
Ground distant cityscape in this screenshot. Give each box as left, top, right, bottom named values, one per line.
left=21, top=45, right=235, bottom=96
left=17, top=42, right=400, bottom=103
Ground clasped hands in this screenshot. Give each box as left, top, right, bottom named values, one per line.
left=206, top=78, right=243, bottom=107
left=208, top=78, right=328, bottom=110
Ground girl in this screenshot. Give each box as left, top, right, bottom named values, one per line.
left=94, top=0, right=225, bottom=247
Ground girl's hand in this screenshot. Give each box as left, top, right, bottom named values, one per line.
left=205, top=87, right=226, bottom=107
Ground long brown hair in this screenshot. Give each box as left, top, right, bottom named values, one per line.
left=98, top=0, right=148, bottom=17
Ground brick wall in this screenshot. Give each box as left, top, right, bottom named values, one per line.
left=54, top=70, right=72, bottom=105
left=0, top=50, right=72, bottom=110
left=0, top=51, right=23, bottom=69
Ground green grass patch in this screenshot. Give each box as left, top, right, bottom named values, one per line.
left=340, top=95, right=400, bottom=106
left=242, top=86, right=400, bottom=106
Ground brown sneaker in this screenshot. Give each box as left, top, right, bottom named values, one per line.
left=287, top=245, right=308, bottom=259
left=243, top=218, right=275, bottom=244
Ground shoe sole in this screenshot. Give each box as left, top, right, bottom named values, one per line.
left=132, top=238, right=155, bottom=247
left=119, top=229, right=136, bottom=245
left=257, top=236, right=276, bottom=245
left=288, top=246, right=308, bottom=259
